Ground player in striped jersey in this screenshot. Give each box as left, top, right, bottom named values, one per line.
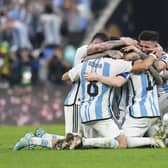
left=14, top=37, right=162, bottom=151
left=138, top=31, right=168, bottom=143
left=155, top=52, right=168, bottom=119
left=13, top=55, right=132, bottom=150
left=64, top=34, right=138, bottom=136
left=64, top=32, right=110, bottom=135
left=158, top=69, right=168, bottom=117
left=84, top=39, right=166, bottom=148
left=62, top=56, right=133, bottom=148
left=62, top=45, right=161, bottom=149
left=116, top=31, right=167, bottom=147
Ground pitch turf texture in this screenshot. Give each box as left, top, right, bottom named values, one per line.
left=1, top=125, right=168, bottom=168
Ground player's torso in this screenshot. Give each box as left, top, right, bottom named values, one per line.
left=127, top=72, right=160, bottom=118
left=79, top=58, right=132, bottom=122
left=79, top=58, right=114, bottom=123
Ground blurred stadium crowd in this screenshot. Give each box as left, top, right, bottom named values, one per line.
left=0, top=0, right=110, bottom=125
left=0, top=0, right=109, bottom=87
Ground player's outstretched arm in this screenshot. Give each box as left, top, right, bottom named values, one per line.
left=87, top=38, right=137, bottom=55
left=131, top=53, right=157, bottom=73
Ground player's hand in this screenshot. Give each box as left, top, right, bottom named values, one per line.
left=124, top=52, right=140, bottom=61
left=121, top=45, right=141, bottom=53
left=104, top=50, right=124, bottom=59
left=120, top=37, right=138, bottom=46
left=151, top=43, right=163, bottom=59
left=84, top=72, right=99, bottom=81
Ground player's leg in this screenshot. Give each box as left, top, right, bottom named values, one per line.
left=34, top=128, right=64, bottom=140
left=122, top=114, right=165, bottom=148
left=122, top=114, right=153, bottom=137
left=81, top=119, right=127, bottom=149
left=159, top=93, right=168, bottom=117
left=13, top=132, right=56, bottom=151
left=126, top=136, right=165, bottom=148
left=64, top=104, right=82, bottom=135
left=93, top=119, right=127, bottom=148
left=82, top=137, right=119, bottom=149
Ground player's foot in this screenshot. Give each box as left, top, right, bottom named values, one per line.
left=13, top=132, right=34, bottom=151
left=34, top=128, right=46, bottom=137
left=154, top=136, right=166, bottom=148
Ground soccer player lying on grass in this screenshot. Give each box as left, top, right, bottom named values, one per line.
left=13, top=128, right=82, bottom=151
left=13, top=127, right=127, bottom=151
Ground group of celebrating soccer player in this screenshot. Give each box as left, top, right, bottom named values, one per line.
left=13, top=30, right=168, bottom=151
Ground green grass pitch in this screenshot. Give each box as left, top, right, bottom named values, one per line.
left=1, top=124, right=168, bottom=168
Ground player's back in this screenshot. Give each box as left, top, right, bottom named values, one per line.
left=79, top=57, right=132, bottom=123
left=127, top=71, right=160, bottom=118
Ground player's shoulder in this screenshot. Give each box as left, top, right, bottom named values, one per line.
left=108, top=58, right=131, bottom=65
left=77, top=45, right=88, bottom=52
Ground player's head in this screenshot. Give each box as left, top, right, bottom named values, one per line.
left=109, top=36, right=120, bottom=41
left=90, top=32, right=109, bottom=44
left=138, top=30, right=159, bottom=54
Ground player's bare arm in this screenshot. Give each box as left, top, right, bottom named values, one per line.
left=87, top=38, right=137, bottom=55
left=85, top=72, right=127, bottom=87
left=83, top=50, right=124, bottom=61
left=62, top=72, right=70, bottom=81
left=153, top=60, right=167, bottom=72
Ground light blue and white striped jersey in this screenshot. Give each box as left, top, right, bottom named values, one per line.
left=158, top=77, right=168, bottom=96
left=127, top=71, right=160, bottom=118
left=160, top=52, right=168, bottom=68
left=158, top=52, right=168, bottom=96
left=112, top=73, right=129, bottom=126
left=64, top=45, right=88, bottom=106
left=64, top=82, right=81, bottom=106
left=69, top=57, right=132, bottom=123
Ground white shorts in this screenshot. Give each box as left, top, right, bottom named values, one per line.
left=122, top=113, right=158, bottom=137
left=82, top=118, right=122, bottom=139
left=64, top=105, right=83, bottom=135
left=159, top=93, right=168, bottom=117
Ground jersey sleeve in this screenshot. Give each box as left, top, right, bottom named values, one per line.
left=74, top=45, right=88, bottom=66
left=68, top=63, right=82, bottom=82
left=118, top=72, right=130, bottom=79
left=160, top=52, right=168, bottom=69
left=109, top=59, right=132, bottom=76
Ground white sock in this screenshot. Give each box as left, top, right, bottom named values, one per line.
left=82, top=137, right=119, bottom=149
left=126, top=137, right=155, bottom=148
left=42, top=133, right=64, bottom=140
left=29, top=137, right=53, bottom=148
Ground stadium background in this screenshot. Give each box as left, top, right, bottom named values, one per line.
left=0, top=0, right=168, bottom=125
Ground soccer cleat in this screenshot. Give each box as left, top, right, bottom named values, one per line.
left=52, top=139, right=69, bottom=150
left=13, top=132, right=34, bottom=151
left=52, top=133, right=82, bottom=150
left=154, top=136, right=166, bottom=148
left=34, top=128, right=46, bottom=137
left=68, top=134, right=82, bottom=150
